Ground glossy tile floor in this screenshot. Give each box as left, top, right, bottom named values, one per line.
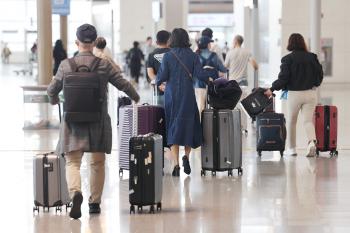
left=1, top=63, right=350, bottom=233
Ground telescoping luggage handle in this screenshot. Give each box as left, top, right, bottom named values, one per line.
left=150, top=80, right=159, bottom=105
left=132, top=102, right=138, bottom=137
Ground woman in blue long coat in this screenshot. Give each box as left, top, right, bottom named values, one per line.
left=156, top=28, right=211, bottom=176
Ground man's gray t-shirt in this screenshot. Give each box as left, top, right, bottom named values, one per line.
left=224, top=47, right=251, bottom=81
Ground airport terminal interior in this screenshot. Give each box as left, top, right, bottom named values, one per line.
left=1, top=0, right=350, bottom=232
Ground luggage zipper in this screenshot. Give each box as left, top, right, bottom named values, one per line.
left=213, top=110, right=219, bottom=169
left=43, top=155, right=49, bottom=207
left=324, top=106, right=330, bottom=150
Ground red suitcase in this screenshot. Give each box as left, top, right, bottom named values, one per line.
left=314, top=105, right=338, bottom=157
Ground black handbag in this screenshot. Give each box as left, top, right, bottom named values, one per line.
left=208, top=79, right=242, bottom=109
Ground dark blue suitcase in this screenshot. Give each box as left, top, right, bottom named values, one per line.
left=256, top=112, right=286, bottom=157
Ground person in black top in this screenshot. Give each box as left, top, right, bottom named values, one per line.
left=265, top=33, right=323, bottom=157
left=147, top=30, right=171, bottom=105
left=53, top=39, right=67, bottom=75
left=126, top=41, right=144, bottom=84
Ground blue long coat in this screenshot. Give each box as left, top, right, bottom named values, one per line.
left=156, top=48, right=210, bottom=148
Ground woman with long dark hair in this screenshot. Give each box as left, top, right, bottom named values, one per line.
left=156, top=28, right=212, bottom=176
left=53, top=39, right=67, bottom=75
left=265, top=33, right=323, bottom=157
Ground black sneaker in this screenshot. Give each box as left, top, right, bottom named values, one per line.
left=172, top=165, right=180, bottom=177
left=182, top=155, right=191, bottom=175
left=69, top=192, right=83, bottom=219
left=89, top=203, right=101, bottom=214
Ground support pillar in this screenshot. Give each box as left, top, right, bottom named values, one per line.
left=252, top=0, right=259, bottom=88
left=310, top=0, right=321, bottom=102
left=60, top=15, right=68, bottom=51
left=37, top=0, right=53, bottom=85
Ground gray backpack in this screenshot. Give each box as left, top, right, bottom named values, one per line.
left=63, top=57, right=102, bottom=122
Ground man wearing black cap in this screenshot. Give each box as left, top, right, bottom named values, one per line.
left=47, top=24, right=140, bottom=219
left=201, top=27, right=224, bottom=62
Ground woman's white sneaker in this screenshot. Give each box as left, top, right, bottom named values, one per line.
left=306, top=141, right=317, bottom=157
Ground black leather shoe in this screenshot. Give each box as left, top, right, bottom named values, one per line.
left=89, top=203, right=101, bottom=214
left=172, top=165, right=180, bottom=177
left=69, top=192, right=83, bottom=219
left=182, top=155, right=191, bottom=175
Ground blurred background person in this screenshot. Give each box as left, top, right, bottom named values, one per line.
left=195, top=36, right=226, bottom=113
left=201, top=28, right=224, bottom=62
left=224, top=35, right=258, bottom=86
left=127, top=41, right=144, bottom=85
left=1, top=43, right=11, bottom=64
left=53, top=39, right=67, bottom=75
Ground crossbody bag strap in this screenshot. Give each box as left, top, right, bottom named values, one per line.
left=170, top=51, right=193, bottom=80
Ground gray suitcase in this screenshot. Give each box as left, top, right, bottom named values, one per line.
left=201, top=109, right=243, bottom=176
left=33, top=152, right=70, bottom=212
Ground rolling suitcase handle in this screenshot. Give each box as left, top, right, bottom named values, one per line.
left=132, top=102, right=138, bottom=137
left=151, top=80, right=159, bottom=105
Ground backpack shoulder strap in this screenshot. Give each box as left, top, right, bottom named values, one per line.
left=208, top=52, right=216, bottom=62
left=68, top=58, right=78, bottom=72
left=90, top=57, right=101, bottom=72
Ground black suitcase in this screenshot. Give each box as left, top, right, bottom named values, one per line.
left=240, top=87, right=273, bottom=118
left=256, top=112, right=286, bottom=157
left=129, top=133, right=163, bottom=214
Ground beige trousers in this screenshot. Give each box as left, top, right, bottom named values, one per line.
left=195, top=88, right=207, bottom=114
left=65, top=151, right=106, bottom=204
left=286, top=89, right=317, bottom=149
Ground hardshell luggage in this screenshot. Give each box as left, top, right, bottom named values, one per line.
left=33, top=152, right=70, bottom=212
left=129, top=133, right=163, bottom=214
left=240, top=87, right=273, bottom=119
left=256, top=112, right=286, bottom=157
left=201, top=108, right=243, bottom=176
left=117, top=96, right=132, bottom=126
left=63, top=57, right=102, bottom=123
left=119, top=104, right=166, bottom=176
left=314, top=105, right=338, bottom=157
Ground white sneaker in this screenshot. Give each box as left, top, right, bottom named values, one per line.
left=306, top=141, right=317, bottom=157
left=286, top=148, right=297, bottom=156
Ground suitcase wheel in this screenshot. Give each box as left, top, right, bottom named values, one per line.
left=156, top=202, right=162, bottom=211
left=211, top=171, right=216, bottom=176
left=55, top=206, right=62, bottom=213
left=119, top=168, right=123, bottom=177
left=33, top=206, right=39, bottom=213
left=149, top=205, right=155, bottom=214
left=316, top=149, right=320, bottom=157
left=137, top=206, right=143, bottom=213
left=238, top=168, right=243, bottom=176
left=130, top=205, right=135, bottom=214
left=66, top=203, right=72, bottom=211
left=200, top=170, right=206, bottom=176
left=280, top=151, right=284, bottom=157
left=330, top=150, right=338, bottom=157
left=228, top=170, right=233, bottom=177
left=257, top=151, right=262, bottom=157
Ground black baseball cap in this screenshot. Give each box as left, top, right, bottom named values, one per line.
left=202, top=28, right=213, bottom=39
left=76, top=24, right=97, bottom=43
left=198, top=36, right=214, bottom=49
